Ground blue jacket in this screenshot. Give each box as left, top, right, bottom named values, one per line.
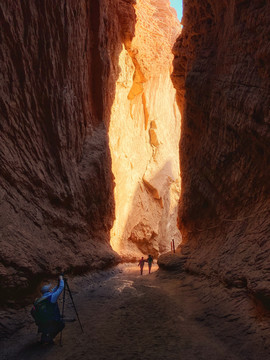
left=40, top=279, right=64, bottom=321
left=42, top=279, right=64, bottom=303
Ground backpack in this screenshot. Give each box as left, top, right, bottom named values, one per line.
left=31, top=296, right=56, bottom=324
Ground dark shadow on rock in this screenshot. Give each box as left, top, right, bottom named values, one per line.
left=170, top=0, right=270, bottom=305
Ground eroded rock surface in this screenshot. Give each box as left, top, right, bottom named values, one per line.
left=172, top=0, right=270, bottom=299
left=0, top=0, right=136, bottom=303
left=109, top=0, right=182, bottom=260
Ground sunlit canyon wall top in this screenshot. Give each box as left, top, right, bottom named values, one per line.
left=109, top=0, right=181, bottom=259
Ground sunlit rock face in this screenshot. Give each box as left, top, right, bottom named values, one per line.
left=0, top=0, right=136, bottom=302
left=109, top=0, right=182, bottom=260
left=172, top=0, right=270, bottom=297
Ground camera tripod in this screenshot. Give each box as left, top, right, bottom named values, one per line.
left=60, top=277, right=84, bottom=346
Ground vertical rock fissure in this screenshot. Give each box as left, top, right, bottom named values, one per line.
left=89, top=1, right=104, bottom=122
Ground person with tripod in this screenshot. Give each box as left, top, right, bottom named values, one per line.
left=31, top=275, right=65, bottom=344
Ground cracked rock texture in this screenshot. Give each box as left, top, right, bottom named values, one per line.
left=172, top=0, right=270, bottom=299
left=0, top=0, right=136, bottom=303
left=109, top=0, right=182, bottom=260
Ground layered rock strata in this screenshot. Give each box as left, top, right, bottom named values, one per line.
left=172, top=0, right=270, bottom=299
left=0, top=0, right=136, bottom=303
left=109, top=0, right=182, bottom=260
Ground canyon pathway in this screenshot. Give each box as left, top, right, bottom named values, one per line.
left=2, top=264, right=270, bottom=360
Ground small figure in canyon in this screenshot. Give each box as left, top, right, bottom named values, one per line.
left=31, top=275, right=65, bottom=344
left=138, top=257, right=146, bottom=275
left=146, top=255, right=154, bottom=274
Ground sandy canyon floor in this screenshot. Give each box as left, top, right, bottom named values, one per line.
left=1, top=263, right=270, bottom=360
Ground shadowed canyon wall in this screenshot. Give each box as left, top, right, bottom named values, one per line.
left=0, top=0, right=136, bottom=303
left=0, top=0, right=181, bottom=303
left=172, top=0, right=270, bottom=298
left=109, top=0, right=182, bottom=260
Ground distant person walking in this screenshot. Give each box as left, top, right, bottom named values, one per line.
left=146, top=255, right=154, bottom=274
left=138, top=257, right=145, bottom=275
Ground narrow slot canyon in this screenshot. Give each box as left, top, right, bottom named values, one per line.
left=108, top=0, right=182, bottom=260
left=1, top=0, right=270, bottom=359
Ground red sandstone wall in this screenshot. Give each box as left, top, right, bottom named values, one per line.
left=172, top=0, right=270, bottom=298
left=109, top=0, right=182, bottom=260
left=0, top=0, right=135, bottom=303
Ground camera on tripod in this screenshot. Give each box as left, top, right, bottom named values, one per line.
left=60, top=273, right=84, bottom=346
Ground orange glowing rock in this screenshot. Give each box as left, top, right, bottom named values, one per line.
left=109, top=0, right=182, bottom=259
